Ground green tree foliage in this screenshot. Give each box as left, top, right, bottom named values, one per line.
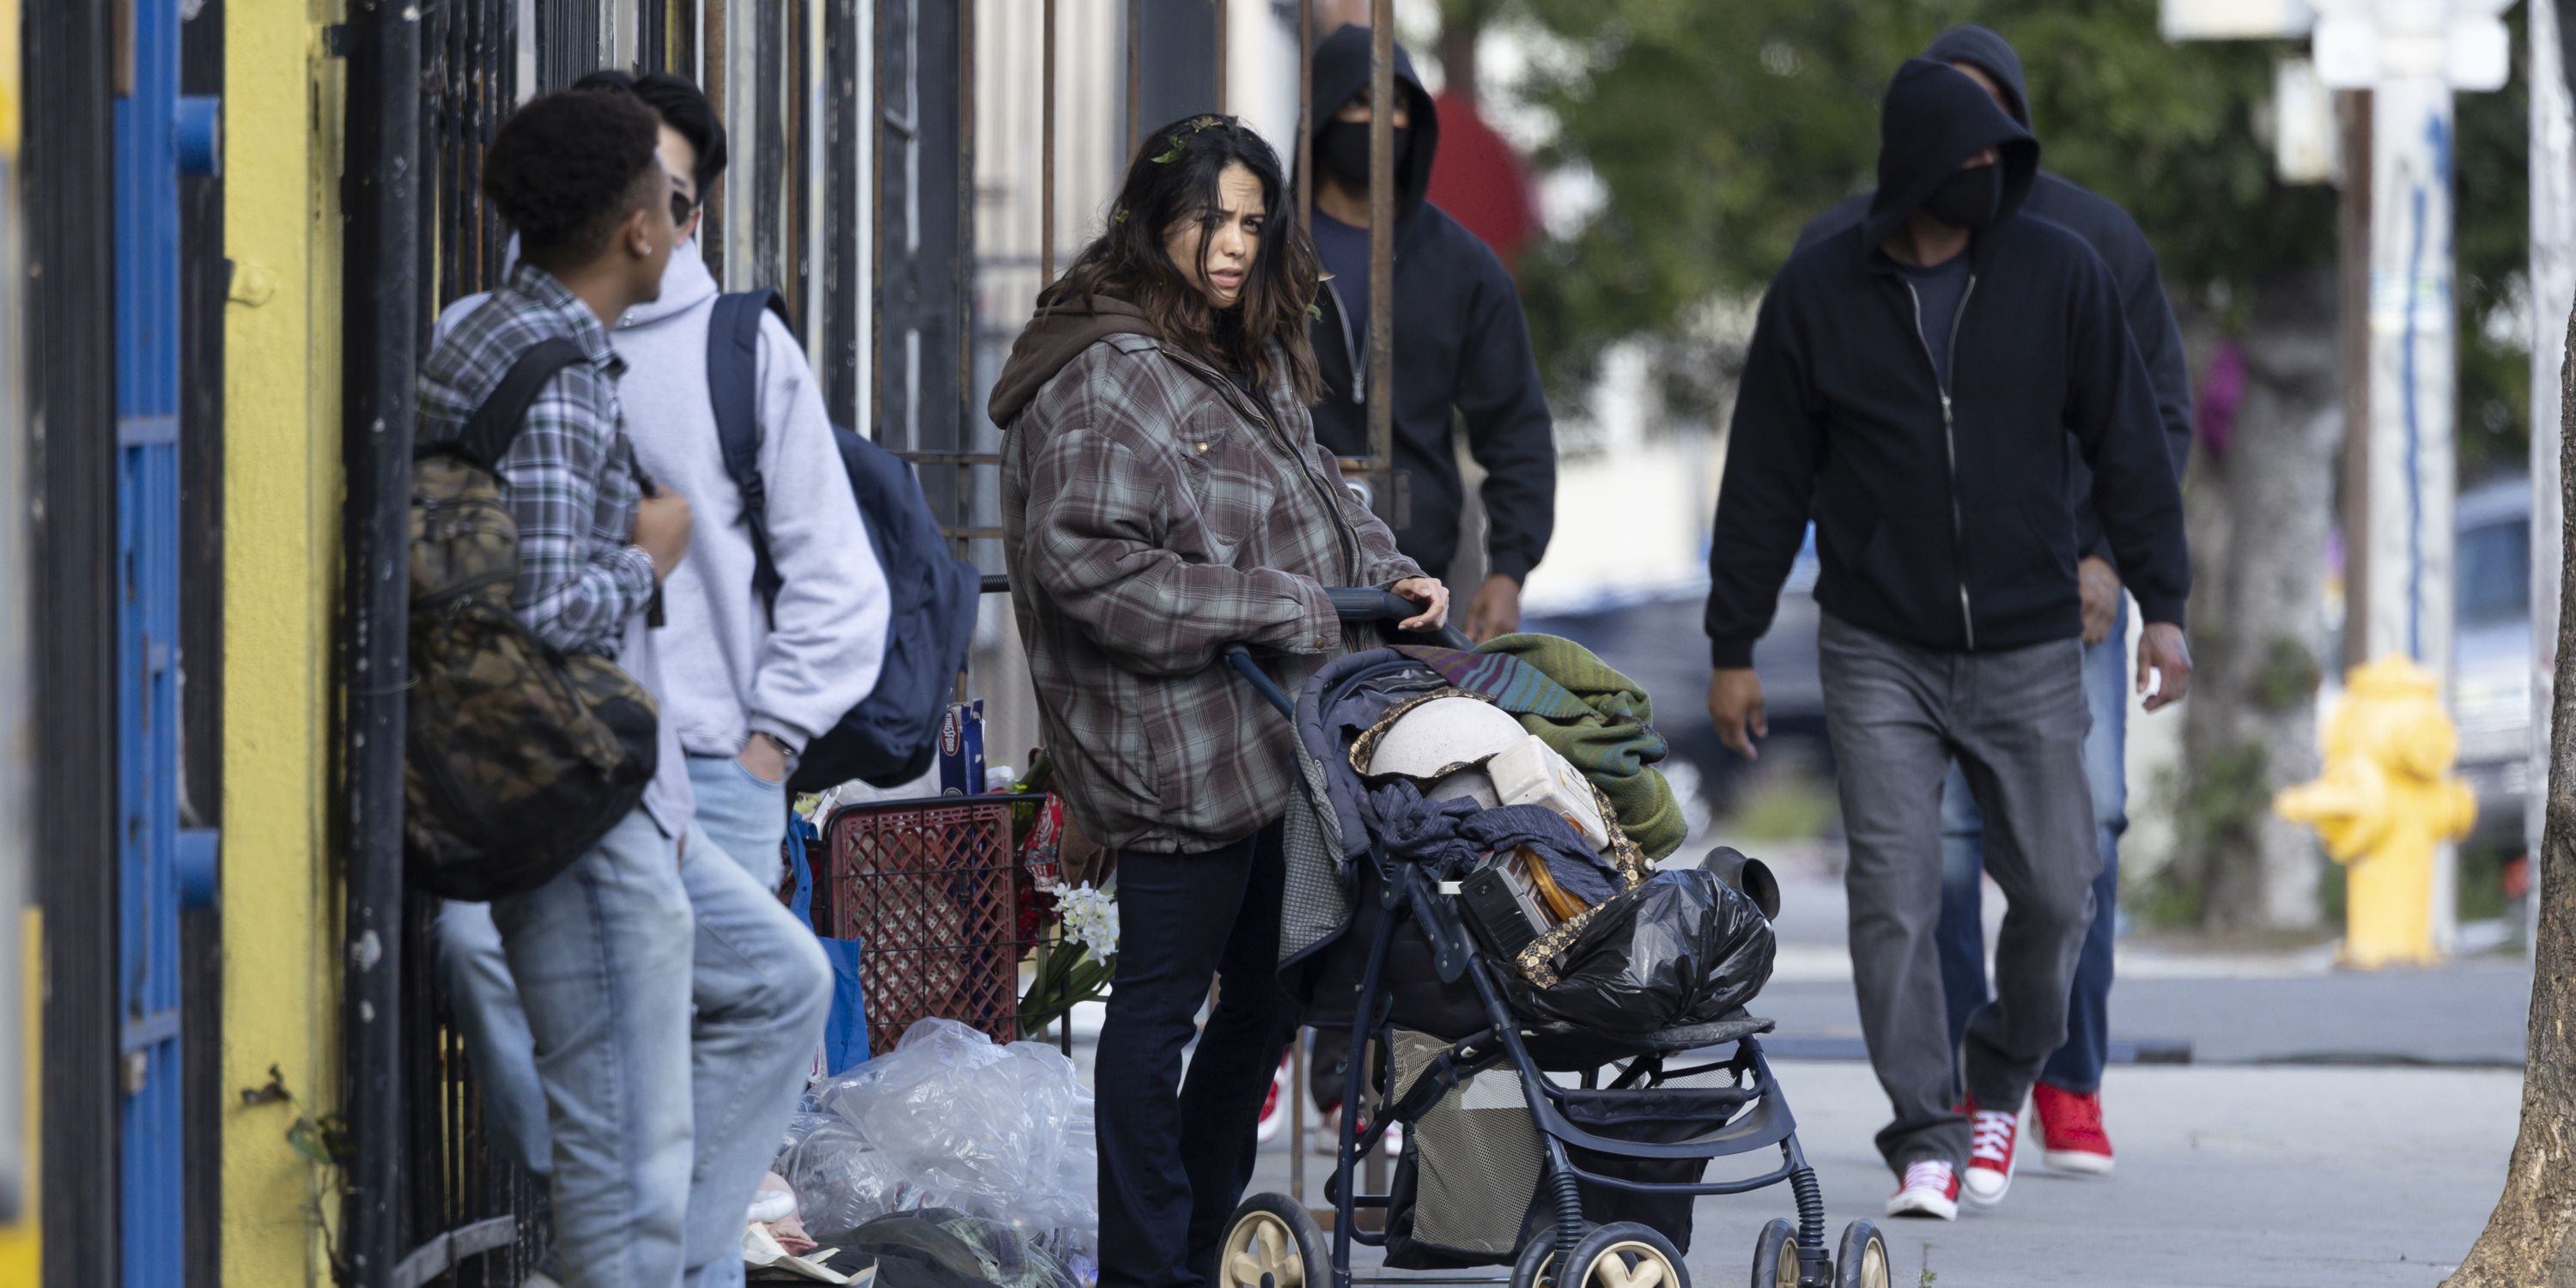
left=1507, top=0, right=2526, bottom=465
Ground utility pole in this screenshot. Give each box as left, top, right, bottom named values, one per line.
left=2172, top=0, right=2513, bottom=951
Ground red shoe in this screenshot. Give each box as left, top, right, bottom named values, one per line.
left=1885, top=1159, right=1959, bottom=1220
left=1963, top=1103, right=2019, bottom=1206
left=1255, top=1053, right=1291, bottom=1145
left=2032, top=1083, right=2114, bottom=1176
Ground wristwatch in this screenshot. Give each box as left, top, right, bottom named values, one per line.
left=750, top=731, right=802, bottom=782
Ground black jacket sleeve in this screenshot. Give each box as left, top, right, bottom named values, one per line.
left=2074, top=227, right=2193, bottom=564
left=1704, top=283, right=1822, bottom=668
left=2063, top=252, right=2190, bottom=627
left=1452, top=257, right=1557, bottom=584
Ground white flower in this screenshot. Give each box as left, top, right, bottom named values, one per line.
left=1044, top=880, right=1120, bottom=957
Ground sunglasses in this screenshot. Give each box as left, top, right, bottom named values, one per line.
left=671, top=190, right=698, bottom=228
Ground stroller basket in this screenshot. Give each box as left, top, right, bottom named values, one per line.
left=1382, top=1029, right=1753, bottom=1267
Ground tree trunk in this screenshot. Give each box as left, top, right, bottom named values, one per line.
left=2444, top=301, right=2576, bottom=1288
left=2171, top=271, right=2339, bottom=932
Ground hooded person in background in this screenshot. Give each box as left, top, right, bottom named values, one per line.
left=1303, top=23, right=1555, bottom=641
left=1704, top=60, right=2192, bottom=1221
left=1796, top=25, right=2193, bottom=1181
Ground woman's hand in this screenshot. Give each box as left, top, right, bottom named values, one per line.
left=1390, top=576, right=1450, bottom=632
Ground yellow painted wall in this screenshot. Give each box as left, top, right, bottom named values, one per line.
left=0, top=914, right=39, bottom=1284
left=222, top=7, right=344, bottom=1285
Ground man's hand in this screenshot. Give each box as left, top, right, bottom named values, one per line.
left=2136, top=623, right=2193, bottom=713
left=1391, top=576, right=1450, bottom=633
left=633, top=489, right=694, bottom=580
left=1708, top=668, right=1769, bottom=760
left=1463, top=574, right=1523, bottom=643
left=738, top=732, right=791, bottom=785
left=2078, top=556, right=2122, bottom=646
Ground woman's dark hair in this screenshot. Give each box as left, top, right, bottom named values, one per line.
left=484, top=89, right=664, bottom=268
left=574, top=69, right=730, bottom=194
left=1045, top=114, right=1322, bottom=403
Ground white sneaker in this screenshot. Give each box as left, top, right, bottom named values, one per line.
left=1964, top=1106, right=2020, bottom=1206
left=1885, top=1159, right=1959, bottom=1221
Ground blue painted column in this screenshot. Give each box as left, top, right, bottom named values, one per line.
left=113, top=0, right=217, bottom=1281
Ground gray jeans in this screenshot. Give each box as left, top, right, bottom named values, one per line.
left=1817, top=614, right=2099, bottom=1173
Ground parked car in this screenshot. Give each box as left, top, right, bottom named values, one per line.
left=2452, top=475, right=2537, bottom=848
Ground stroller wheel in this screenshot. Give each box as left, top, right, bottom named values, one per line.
left=1833, top=1220, right=1889, bottom=1288
left=1748, top=1218, right=1798, bottom=1288
left=1510, top=1221, right=1597, bottom=1288
left=1559, top=1222, right=1688, bottom=1288
left=1220, top=1194, right=1328, bottom=1288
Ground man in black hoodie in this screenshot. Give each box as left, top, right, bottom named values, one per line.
left=1304, top=24, right=1554, bottom=641
left=1703, top=60, right=2192, bottom=1221
left=1798, top=27, right=2190, bottom=1179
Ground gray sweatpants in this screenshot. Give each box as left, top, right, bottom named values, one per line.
left=1817, top=613, right=2100, bottom=1174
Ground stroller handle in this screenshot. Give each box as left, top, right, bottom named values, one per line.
left=1223, top=586, right=1471, bottom=717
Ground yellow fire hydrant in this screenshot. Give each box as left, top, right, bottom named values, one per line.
left=2273, top=656, right=2478, bottom=969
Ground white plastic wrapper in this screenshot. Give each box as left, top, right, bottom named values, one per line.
left=779, top=1018, right=1099, bottom=1255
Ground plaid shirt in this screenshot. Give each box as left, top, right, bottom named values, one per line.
left=418, top=264, right=656, bottom=656
left=1000, top=332, right=1421, bottom=854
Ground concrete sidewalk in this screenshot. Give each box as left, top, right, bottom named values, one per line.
left=1234, top=1060, right=2517, bottom=1288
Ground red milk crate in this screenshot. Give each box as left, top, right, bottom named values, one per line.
left=818, top=798, right=1030, bottom=1048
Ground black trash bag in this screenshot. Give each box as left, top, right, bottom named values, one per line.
left=1502, top=869, right=1776, bottom=1035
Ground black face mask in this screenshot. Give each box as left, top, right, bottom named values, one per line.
left=1921, top=163, right=2003, bottom=231
left=1317, top=119, right=1413, bottom=190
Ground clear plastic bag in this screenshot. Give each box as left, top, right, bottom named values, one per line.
left=777, top=1018, right=1099, bottom=1255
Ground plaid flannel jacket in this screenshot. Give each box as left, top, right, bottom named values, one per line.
left=1000, top=332, right=1422, bottom=854
left=418, top=264, right=656, bottom=656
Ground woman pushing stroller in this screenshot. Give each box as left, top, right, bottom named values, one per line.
left=991, top=112, right=1448, bottom=1288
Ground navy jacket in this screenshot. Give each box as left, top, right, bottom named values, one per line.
left=1304, top=26, right=1556, bottom=584
left=1704, top=59, right=2190, bottom=666
left=1795, top=24, right=2194, bottom=564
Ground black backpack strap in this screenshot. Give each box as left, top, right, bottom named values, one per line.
left=420, top=337, right=590, bottom=470
left=708, top=290, right=797, bottom=611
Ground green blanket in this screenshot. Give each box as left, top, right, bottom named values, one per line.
left=1388, top=633, right=1686, bottom=859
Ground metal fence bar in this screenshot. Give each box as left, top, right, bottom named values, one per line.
left=1364, top=2, right=1394, bottom=526
left=1126, top=0, right=1141, bottom=150
left=952, top=0, right=978, bottom=562
left=1214, top=0, right=1227, bottom=112
left=1297, top=0, right=1310, bottom=238
left=1042, top=0, right=1055, bottom=287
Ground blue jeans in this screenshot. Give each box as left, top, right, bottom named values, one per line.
left=442, top=773, right=829, bottom=1288
left=685, top=752, right=790, bottom=887
left=1937, top=602, right=2127, bottom=1096
left=485, top=806, right=696, bottom=1286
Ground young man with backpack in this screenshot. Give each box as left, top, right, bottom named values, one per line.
left=424, top=86, right=834, bottom=1288
left=414, top=88, right=708, bottom=1285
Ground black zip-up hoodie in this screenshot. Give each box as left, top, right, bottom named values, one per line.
left=1303, top=25, right=1556, bottom=585
left=1795, top=25, right=2194, bottom=568
left=1704, top=59, right=2189, bottom=666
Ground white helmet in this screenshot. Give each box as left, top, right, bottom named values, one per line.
left=1367, top=697, right=1528, bottom=790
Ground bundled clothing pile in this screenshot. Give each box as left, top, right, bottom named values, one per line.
left=1290, top=635, right=1777, bottom=1038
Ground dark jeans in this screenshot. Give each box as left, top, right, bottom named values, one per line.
left=1098, top=823, right=1298, bottom=1288
left=1816, top=615, right=2099, bottom=1172
left=1936, top=600, right=2127, bottom=1096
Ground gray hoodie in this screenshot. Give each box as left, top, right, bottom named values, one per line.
left=441, top=240, right=890, bottom=772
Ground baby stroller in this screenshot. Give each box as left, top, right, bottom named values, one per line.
left=1213, top=590, right=1887, bottom=1288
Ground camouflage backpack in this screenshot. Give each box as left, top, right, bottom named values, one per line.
left=405, top=338, right=660, bottom=902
